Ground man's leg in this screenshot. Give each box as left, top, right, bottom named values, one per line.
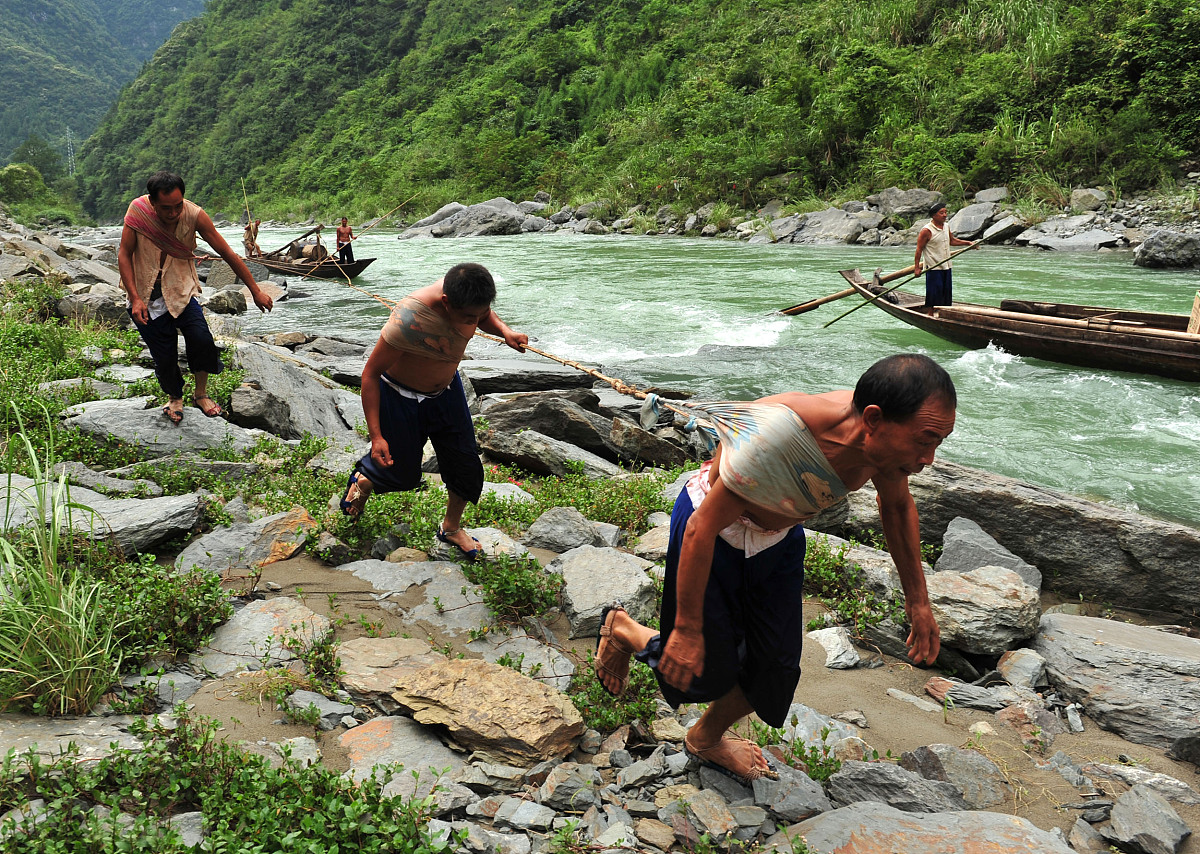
left=425, top=374, right=484, bottom=553
left=131, top=310, right=185, bottom=416
left=175, top=298, right=224, bottom=415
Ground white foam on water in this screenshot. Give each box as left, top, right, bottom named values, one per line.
left=953, top=345, right=1018, bottom=387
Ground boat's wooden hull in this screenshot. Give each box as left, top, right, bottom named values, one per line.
left=840, top=271, right=1200, bottom=382
left=256, top=256, right=376, bottom=279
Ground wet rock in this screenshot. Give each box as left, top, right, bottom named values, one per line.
left=827, top=761, right=969, bottom=812
left=462, top=359, right=593, bottom=396
left=899, top=744, right=1011, bottom=809
left=295, top=337, right=366, bottom=358
left=927, top=566, right=1040, bottom=655
left=190, top=597, right=331, bottom=677
left=391, top=658, right=584, bottom=764
left=339, top=715, right=464, bottom=782
left=550, top=545, right=658, bottom=638
left=1035, top=613, right=1200, bottom=749
left=770, top=801, right=1074, bottom=853
left=1100, top=783, right=1191, bottom=854
left=935, top=516, right=1040, bottom=589
left=175, top=507, right=317, bottom=575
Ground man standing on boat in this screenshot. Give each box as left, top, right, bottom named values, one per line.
left=243, top=218, right=262, bottom=257
left=341, top=263, right=527, bottom=561
left=336, top=217, right=355, bottom=265
left=594, top=354, right=953, bottom=785
left=914, top=203, right=978, bottom=307
left=119, top=170, right=274, bottom=424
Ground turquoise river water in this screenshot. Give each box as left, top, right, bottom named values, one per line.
left=223, top=227, right=1200, bottom=529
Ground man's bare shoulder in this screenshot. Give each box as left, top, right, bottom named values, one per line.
left=407, top=279, right=444, bottom=307
left=760, top=389, right=853, bottom=430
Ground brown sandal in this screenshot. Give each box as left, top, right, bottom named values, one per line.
left=684, top=733, right=779, bottom=786
left=594, top=605, right=635, bottom=697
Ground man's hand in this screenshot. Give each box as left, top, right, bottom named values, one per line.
left=658, top=626, right=705, bottom=693
left=370, top=436, right=393, bottom=468
left=913, top=261, right=922, bottom=276
left=504, top=330, right=528, bottom=353
left=129, top=297, right=150, bottom=325
left=905, top=601, right=941, bottom=665
left=249, top=287, right=274, bottom=313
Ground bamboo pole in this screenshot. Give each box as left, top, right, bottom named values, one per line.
left=823, top=244, right=979, bottom=329
left=778, top=264, right=916, bottom=316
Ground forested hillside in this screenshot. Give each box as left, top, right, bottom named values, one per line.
left=0, top=0, right=203, bottom=164
left=78, top=0, right=1200, bottom=221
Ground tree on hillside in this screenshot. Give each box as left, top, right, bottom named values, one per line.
left=9, top=135, right=64, bottom=183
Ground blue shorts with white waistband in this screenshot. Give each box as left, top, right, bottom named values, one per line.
left=635, top=487, right=807, bottom=728
left=354, top=372, right=483, bottom=503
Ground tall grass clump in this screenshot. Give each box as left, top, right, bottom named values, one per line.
left=0, top=407, right=122, bottom=716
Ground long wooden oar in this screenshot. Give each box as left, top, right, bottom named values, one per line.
left=778, top=264, right=915, bottom=316
left=823, top=243, right=979, bottom=329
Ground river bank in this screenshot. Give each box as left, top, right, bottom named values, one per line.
left=2, top=245, right=1200, bottom=851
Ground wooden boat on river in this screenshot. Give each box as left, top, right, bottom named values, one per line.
left=255, top=223, right=375, bottom=280
left=839, top=267, right=1200, bottom=382
left=256, top=255, right=375, bottom=279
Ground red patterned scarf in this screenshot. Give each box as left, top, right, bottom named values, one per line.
left=123, top=196, right=202, bottom=260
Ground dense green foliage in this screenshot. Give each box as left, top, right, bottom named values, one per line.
left=0, top=0, right=203, bottom=164
left=0, top=714, right=450, bottom=852
left=77, top=0, right=1200, bottom=221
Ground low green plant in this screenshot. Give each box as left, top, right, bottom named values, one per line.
left=567, top=652, right=660, bottom=731
left=463, top=553, right=561, bottom=623
left=0, top=712, right=452, bottom=852
left=280, top=626, right=342, bottom=698
left=803, top=535, right=905, bottom=634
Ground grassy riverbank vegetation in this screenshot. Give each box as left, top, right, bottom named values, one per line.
left=76, top=0, right=1200, bottom=222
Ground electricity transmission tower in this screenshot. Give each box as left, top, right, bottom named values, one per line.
left=65, top=127, right=76, bottom=176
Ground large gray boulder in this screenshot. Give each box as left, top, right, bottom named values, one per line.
left=1134, top=230, right=1200, bottom=268
left=233, top=343, right=360, bottom=443
left=820, top=460, right=1200, bottom=616
left=1034, top=613, right=1200, bottom=750
left=1101, top=783, right=1191, bottom=854
left=61, top=396, right=264, bottom=455
left=0, top=472, right=202, bottom=554
left=935, top=516, right=1040, bottom=589
left=205, top=259, right=269, bottom=289
left=790, top=208, right=864, bottom=245
left=479, top=428, right=622, bottom=478
left=946, top=202, right=998, bottom=239
left=56, top=292, right=130, bottom=327
left=203, top=288, right=247, bottom=314
left=409, top=202, right=467, bottom=229
left=0, top=253, right=40, bottom=279
left=981, top=214, right=1027, bottom=243
left=483, top=392, right=618, bottom=461
left=55, top=259, right=121, bottom=288
left=769, top=801, right=1074, bottom=853
left=1071, top=187, right=1108, bottom=212
left=524, top=506, right=610, bottom=552
left=228, top=386, right=294, bottom=437
left=974, top=187, right=1010, bottom=203
left=610, top=419, right=689, bottom=468
left=864, top=188, right=945, bottom=219
left=425, top=199, right=524, bottom=238
left=550, top=545, right=658, bottom=638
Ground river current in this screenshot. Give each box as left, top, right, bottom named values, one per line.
left=223, top=227, right=1200, bottom=528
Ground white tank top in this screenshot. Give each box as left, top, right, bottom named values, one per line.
left=921, top=221, right=952, bottom=270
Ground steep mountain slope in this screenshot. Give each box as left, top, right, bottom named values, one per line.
left=77, top=0, right=1200, bottom=220
left=0, top=0, right=203, bottom=165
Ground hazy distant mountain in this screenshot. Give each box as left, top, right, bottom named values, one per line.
left=0, top=0, right=203, bottom=165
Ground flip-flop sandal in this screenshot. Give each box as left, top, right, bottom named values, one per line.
left=594, top=604, right=635, bottom=698
left=435, top=526, right=482, bottom=562
left=684, top=733, right=780, bottom=786
left=340, top=470, right=373, bottom=518
left=193, top=397, right=223, bottom=418
left=162, top=404, right=184, bottom=424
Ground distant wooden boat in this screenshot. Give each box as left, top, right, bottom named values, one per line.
left=256, top=255, right=375, bottom=279
left=839, top=268, right=1200, bottom=382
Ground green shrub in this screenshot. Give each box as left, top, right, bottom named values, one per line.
left=463, top=553, right=561, bottom=623
left=567, top=653, right=661, bottom=731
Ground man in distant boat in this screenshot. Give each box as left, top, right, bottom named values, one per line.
left=336, top=217, right=355, bottom=264
left=341, top=263, right=527, bottom=561
left=914, top=203, right=978, bottom=307
left=118, top=171, right=274, bottom=424
left=594, top=354, right=953, bottom=785
left=243, top=218, right=262, bottom=257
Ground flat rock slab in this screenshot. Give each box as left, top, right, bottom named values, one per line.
left=52, top=460, right=161, bottom=497
left=1035, top=613, right=1200, bottom=749
left=337, top=559, right=492, bottom=638
left=769, top=800, right=1074, bottom=853
left=234, top=343, right=362, bottom=443
left=461, top=359, right=594, bottom=396
left=337, top=637, right=448, bottom=700
left=339, top=715, right=465, bottom=783
left=391, top=657, right=584, bottom=764
left=175, top=507, right=318, bottom=575
left=0, top=714, right=147, bottom=764
left=0, top=472, right=201, bottom=554
left=61, top=396, right=265, bottom=455
left=190, top=597, right=331, bottom=677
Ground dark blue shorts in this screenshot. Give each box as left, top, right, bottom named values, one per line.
left=924, top=269, right=953, bottom=306
left=355, top=372, right=483, bottom=504
left=129, top=297, right=223, bottom=399
left=637, top=487, right=807, bottom=728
